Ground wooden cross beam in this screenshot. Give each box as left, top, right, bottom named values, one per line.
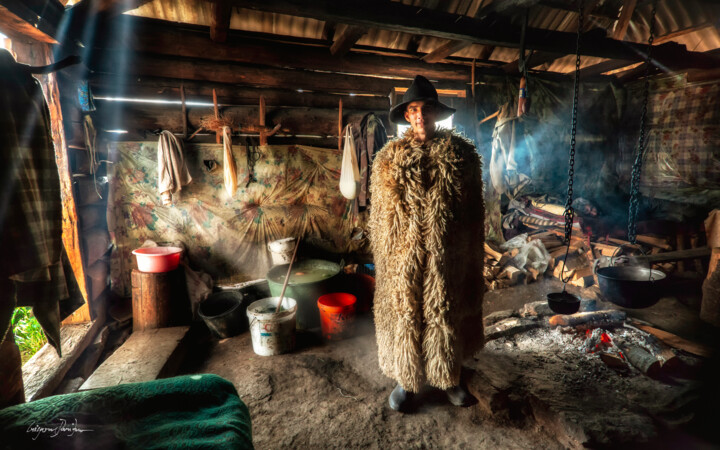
left=421, top=0, right=484, bottom=64
left=330, top=25, right=368, bottom=57
left=612, top=0, right=638, bottom=41
left=229, top=0, right=718, bottom=67
left=210, top=0, right=233, bottom=43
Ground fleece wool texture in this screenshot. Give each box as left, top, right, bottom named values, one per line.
left=368, top=128, right=485, bottom=392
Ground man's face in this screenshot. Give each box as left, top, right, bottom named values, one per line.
left=404, top=100, right=437, bottom=139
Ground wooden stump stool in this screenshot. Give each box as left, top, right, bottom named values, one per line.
left=131, top=268, right=190, bottom=332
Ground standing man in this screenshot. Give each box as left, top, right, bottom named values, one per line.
left=368, top=75, right=486, bottom=412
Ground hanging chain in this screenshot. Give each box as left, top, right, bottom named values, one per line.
left=627, top=2, right=657, bottom=244
left=559, top=0, right=583, bottom=286
left=563, top=0, right=583, bottom=246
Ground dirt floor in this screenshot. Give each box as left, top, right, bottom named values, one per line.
left=177, top=277, right=720, bottom=449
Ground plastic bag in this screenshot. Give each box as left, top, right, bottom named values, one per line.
left=500, top=233, right=551, bottom=274
left=339, top=124, right=360, bottom=200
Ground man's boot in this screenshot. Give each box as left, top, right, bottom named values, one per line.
left=445, top=384, right=476, bottom=407
left=388, top=384, right=414, bottom=412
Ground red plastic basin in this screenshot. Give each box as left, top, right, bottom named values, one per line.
left=132, top=247, right=183, bottom=273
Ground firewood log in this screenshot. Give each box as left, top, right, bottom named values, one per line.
left=548, top=310, right=626, bottom=328
left=620, top=345, right=661, bottom=376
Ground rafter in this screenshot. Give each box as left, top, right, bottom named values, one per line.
left=612, top=0, right=638, bottom=40
left=210, top=1, right=232, bottom=43
left=0, top=0, right=63, bottom=43
left=423, top=40, right=473, bottom=63
left=578, top=21, right=718, bottom=77
left=519, top=0, right=601, bottom=73
left=229, top=0, right=718, bottom=68
left=91, top=17, right=482, bottom=83
left=421, top=0, right=484, bottom=64
left=0, top=4, right=58, bottom=43
left=330, top=25, right=367, bottom=57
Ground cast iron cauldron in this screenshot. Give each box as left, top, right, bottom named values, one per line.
left=547, top=291, right=581, bottom=314
left=595, top=265, right=666, bottom=309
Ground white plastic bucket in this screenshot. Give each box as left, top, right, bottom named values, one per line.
left=268, top=237, right=296, bottom=266
left=247, top=297, right=297, bottom=356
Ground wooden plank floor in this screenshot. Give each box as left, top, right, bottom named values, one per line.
left=80, top=326, right=190, bottom=390
left=23, top=320, right=102, bottom=402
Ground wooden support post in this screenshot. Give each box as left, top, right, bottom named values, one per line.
left=338, top=98, right=343, bottom=151
left=690, top=232, right=704, bottom=274
left=180, top=83, right=187, bottom=139
left=259, top=95, right=267, bottom=146
left=471, top=58, right=476, bottom=99
left=676, top=229, right=686, bottom=273
left=213, top=88, right=221, bottom=144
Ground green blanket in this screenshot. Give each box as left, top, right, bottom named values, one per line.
left=0, top=374, right=252, bottom=449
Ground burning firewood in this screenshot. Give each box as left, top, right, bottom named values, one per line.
left=614, top=338, right=662, bottom=377
left=548, top=310, right=627, bottom=329
left=519, top=299, right=599, bottom=318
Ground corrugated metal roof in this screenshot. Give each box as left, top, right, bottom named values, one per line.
left=125, top=0, right=720, bottom=75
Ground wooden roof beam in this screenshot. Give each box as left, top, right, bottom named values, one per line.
left=89, top=50, right=469, bottom=96
left=0, top=0, right=63, bottom=43
left=73, top=0, right=154, bottom=15
left=422, top=0, right=485, bottom=64
left=507, top=0, right=600, bottom=74
left=0, top=4, right=58, bottom=43
left=330, top=25, right=367, bottom=57
left=90, top=17, right=486, bottom=83
left=321, top=21, right=336, bottom=42
left=210, top=1, right=232, bottom=43
left=612, top=0, right=638, bottom=40
left=502, top=50, right=561, bottom=73
left=578, top=21, right=718, bottom=77
left=229, top=0, right=719, bottom=68
left=422, top=40, right=473, bottom=63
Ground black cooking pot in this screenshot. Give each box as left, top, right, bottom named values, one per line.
left=547, top=291, right=581, bottom=314
left=595, top=265, right=666, bottom=309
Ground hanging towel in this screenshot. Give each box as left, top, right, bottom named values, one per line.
left=158, top=130, right=192, bottom=205
left=222, top=126, right=238, bottom=196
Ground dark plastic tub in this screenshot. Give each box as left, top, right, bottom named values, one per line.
left=198, top=291, right=246, bottom=339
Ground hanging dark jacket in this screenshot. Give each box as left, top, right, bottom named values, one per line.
left=353, top=112, right=387, bottom=213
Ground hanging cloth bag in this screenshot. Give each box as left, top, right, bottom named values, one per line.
left=339, top=124, right=361, bottom=200
left=222, top=126, right=238, bottom=196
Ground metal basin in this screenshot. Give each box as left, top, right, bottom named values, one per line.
left=595, top=266, right=666, bottom=309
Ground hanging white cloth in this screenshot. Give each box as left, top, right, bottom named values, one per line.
left=157, top=130, right=192, bottom=205
left=222, top=126, right=238, bottom=197
left=339, top=123, right=361, bottom=200
left=490, top=104, right=530, bottom=198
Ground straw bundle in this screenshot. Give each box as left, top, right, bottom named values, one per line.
left=200, top=113, right=237, bottom=132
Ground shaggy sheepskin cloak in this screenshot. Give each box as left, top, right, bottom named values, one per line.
left=368, top=128, right=485, bottom=392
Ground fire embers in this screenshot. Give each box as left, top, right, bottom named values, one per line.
left=580, top=328, right=619, bottom=354
left=579, top=329, right=628, bottom=373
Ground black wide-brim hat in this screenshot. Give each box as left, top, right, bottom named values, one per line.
left=389, top=75, right=456, bottom=125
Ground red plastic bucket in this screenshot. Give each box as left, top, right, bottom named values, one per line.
left=317, top=293, right=356, bottom=340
